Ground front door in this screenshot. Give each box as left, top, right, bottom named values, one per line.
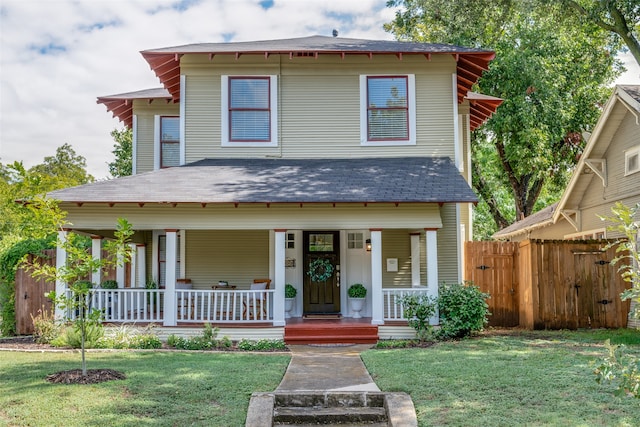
left=303, top=231, right=340, bottom=314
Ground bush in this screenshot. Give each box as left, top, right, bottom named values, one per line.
left=99, top=324, right=162, bottom=349
left=30, top=306, right=61, bottom=344
left=237, top=339, right=287, bottom=351
left=285, top=284, right=297, bottom=298
left=51, top=323, right=104, bottom=348
left=100, top=280, right=118, bottom=289
left=398, top=294, right=437, bottom=342
left=594, top=339, right=640, bottom=398
left=165, top=324, right=230, bottom=350
left=437, top=281, right=490, bottom=340
left=347, top=283, right=367, bottom=298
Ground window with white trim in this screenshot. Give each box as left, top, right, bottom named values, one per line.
left=347, top=232, right=364, bottom=249
left=221, top=75, right=278, bottom=147
left=360, top=75, right=416, bottom=145
left=160, top=116, right=180, bottom=168
left=625, top=145, right=640, bottom=176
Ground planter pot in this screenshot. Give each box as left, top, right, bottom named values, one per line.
left=349, top=297, right=366, bottom=319
left=285, top=297, right=295, bottom=318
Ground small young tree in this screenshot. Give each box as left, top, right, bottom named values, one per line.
left=25, top=198, right=133, bottom=376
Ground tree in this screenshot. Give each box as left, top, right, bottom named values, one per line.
left=0, top=145, right=93, bottom=249
left=107, top=128, right=133, bottom=178
left=560, top=0, right=640, bottom=66
left=386, top=0, right=622, bottom=235
left=26, top=198, right=133, bottom=376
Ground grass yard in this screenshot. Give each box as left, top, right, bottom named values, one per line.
left=0, top=350, right=290, bottom=426
left=362, top=329, right=640, bottom=427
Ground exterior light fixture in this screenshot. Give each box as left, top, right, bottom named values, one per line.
left=366, top=239, right=372, bottom=252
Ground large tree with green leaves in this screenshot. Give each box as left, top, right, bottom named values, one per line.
left=107, top=128, right=132, bottom=178
left=386, top=0, right=622, bottom=238
left=560, top=0, right=640, bottom=66
left=0, top=144, right=94, bottom=249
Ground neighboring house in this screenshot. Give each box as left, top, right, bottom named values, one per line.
left=493, top=85, right=640, bottom=242
left=48, top=36, right=501, bottom=339
left=493, top=85, right=640, bottom=328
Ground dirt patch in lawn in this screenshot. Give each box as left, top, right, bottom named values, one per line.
left=46, top=369, right=126, bottom=384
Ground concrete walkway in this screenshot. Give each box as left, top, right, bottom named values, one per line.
left=276, top=344, right=380, bottom=392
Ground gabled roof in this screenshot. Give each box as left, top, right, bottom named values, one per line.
left=47, top=157, right=477, bottom=205
left=552, top=85, right=640, bottom=224
left=492, top=85, right=640, bottom=240
left=97, top=88, right=172, bottom=128
left=492, top=203, right=557, bottom=239
left=135, top=35, right=498, bottom=128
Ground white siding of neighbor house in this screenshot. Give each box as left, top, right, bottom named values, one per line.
left=133, top=100, right=180, bottom=174
left=176, top=53, right=456, bottom=161
left=60, top=203, right=444, bottom=231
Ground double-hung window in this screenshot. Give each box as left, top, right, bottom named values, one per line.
left=221, top=75, right=278, bottom=147
left=625, top=145, right=640, bottom=176
left=157, top=116, right=180, bottom=168
left=360, top=75, right=416, bottom=145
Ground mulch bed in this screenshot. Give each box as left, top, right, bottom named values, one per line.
left=46, top=369, right=126, bottom=384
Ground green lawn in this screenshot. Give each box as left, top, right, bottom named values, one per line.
left=362, top=329, right=640, bottom=427
left=0, top=350, right=290, bottom=426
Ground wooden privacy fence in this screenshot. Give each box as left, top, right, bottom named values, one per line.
left=465, top=240, right=630, bottom=330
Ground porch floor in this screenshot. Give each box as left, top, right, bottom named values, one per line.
left=284, top=317, right=379, bottom=345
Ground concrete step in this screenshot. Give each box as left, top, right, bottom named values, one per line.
left=273, top=406, right=387, bottom=424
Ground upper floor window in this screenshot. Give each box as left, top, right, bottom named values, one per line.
left=625, top=145, right=640, bottom=176
left=221, top=75, right=278, bottom=147
left=160, top=116, right=180, bottom=168
left=360, top=75, right=416, bottom=146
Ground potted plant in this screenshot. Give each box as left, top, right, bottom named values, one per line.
left=284, top=284, right=297, bottom=318
left=348, top=283, right=367, bottom=319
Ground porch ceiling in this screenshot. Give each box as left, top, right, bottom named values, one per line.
left=47, top=157, right=477, bottom=206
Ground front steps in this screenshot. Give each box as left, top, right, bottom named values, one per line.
left=246, top=392, right=417, bottom=426
left=284, top=321, right=378, bottom=345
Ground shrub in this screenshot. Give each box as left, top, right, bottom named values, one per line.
left=594, top=339, right=640, bottom=398
left=30, top=306, right=61, bottom=344
left=51, top=322, right=104, bottom=348
left=285, top=284, right=297, bottom=298
left=100, top=280, right=118, bottom=289
left=398, top=293, right=437, bottom=342
left=347, top=283, right=367, bottom=298
left=437, top=281, right=490, bottom=340
left=100, top=324, right=162, bottom=349
left=237, top=339, right=287, bottom=351
left=166, top=324, right=229, bottom=350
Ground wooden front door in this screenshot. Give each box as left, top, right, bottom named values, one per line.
left=303, top=231, right=340, bottom=314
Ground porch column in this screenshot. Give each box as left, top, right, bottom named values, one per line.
left=370, top=229, right=383, bottom=325
left=116, top=251, right=126, bottom=289
left=129, top=244, right=137, bottom=287
left=136, top=244, right=146, bottom=288
left=273, top=229, right=286, bottom=326
left=426, top=228, right=439, bottom=325
left=91, top=235, right=102, bottom=287
left=163, top=229, right=178, bottom=326
left=410, top=233, right=421, bottom=287
left=55, top=229, right=69, bottom=320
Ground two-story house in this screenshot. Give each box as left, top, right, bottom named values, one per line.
left=48, top=36, right=501, bottom=341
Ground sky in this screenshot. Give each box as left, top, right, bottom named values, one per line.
left=1, top=0, right=639, bottom=179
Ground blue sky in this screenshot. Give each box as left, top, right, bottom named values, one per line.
left=0, top=0, right=638, bottom=178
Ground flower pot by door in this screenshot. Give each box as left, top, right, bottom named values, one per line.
left=285, top=297, right=295, bottom=318
left=349, top=297, right=365, bottom=319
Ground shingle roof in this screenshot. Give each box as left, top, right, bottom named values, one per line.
left=492, top=203, right=557, bottom=239
left=96, top=88, right=172, bottom=128
left=620, top=85, right=640, bottom=104
left=48, top=157, right=477, bottom=205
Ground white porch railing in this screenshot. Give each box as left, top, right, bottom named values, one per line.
left=65, top=289, right=164, bottom=323
left=64, top=288, right=274, bottom=324
left=176, top=289, right=274, bottom=323
left=383, top=287, right=429, bottom=321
